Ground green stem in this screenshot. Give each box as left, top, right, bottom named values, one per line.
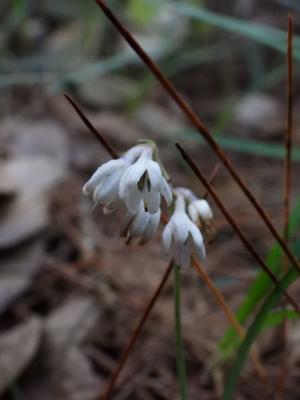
left=174, top=264, right=188, bottom=400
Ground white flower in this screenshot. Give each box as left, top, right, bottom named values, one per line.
left=122, top=144, right=149, bottom=163
left=162, top=194, right=206, bottom=268
left=83, top=158, right=129, bottom=214
left=188, top=199, right=213, bottom=227
left=121, top=205, right=161, bottom=244
left=119, top=147, right=172, bottom=214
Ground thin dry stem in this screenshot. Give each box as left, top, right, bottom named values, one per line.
left=63, top=93, right=118, bottom=159
left=203, top=164, right=220, bottom=199
left=278, top=14, right=294, bottom=399
left=283, top=14, right=294, bottom=265
left=94, top=0, right=300, bottom=277
left=176, top=143, right=300, bottom=315
left=100, top=262, right=173, bottom=400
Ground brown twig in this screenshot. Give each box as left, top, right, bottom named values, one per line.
left=278, top=14, right=294, bottom=399
left=175, top=143, right=300, bottom=315
left=100, top=262, right=173, bottom=400
left=203, top=164, right=220, bottom=199
left=283, top=14, right=294, bottom=256
left=94, top=0, right=300, bottom=277
left=63, top=93, right=118, bottom=159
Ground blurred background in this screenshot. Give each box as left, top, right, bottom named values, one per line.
left=1, top=0, right=300, bottom=399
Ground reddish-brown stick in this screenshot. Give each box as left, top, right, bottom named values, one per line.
left=100, top=262, right=173, bottom=400
left=175, top=143, right=300, bottom=315
left=94, top=0, right=300, bottom=277
left=63, top=93, right=118, bottom=159
left=283, top=14, right=294, bottom=251
left=278, top=14, right=294, bottom=399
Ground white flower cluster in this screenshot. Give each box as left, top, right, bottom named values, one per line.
left=83, top=143, right=172, bottom=244
left=83, top=142, right=213, bottom=268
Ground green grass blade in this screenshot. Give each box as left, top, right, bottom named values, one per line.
left=183, top=130, right=300, bottom=162
left=222, top=267, right=299, bottom=400
left=173, top=4, right=300, bottom=60
left=262, top=309, right=298, bottom=330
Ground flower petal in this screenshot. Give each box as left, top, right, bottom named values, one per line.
left=143, top=186, right=160, bottom=214
left=119, top=159, right=147, bottom=193
left=123, top=145, right=147, bottom=163
left=187, top=203, right=198, bottom=224
left=131, top=209, right=149, bottom=237
left=83, top=159, right=125, bottom=195
left=125, top=187, right=142, bottom=214
left=162, top=224, right=173, bottom=256
left=159, top=176, right=173, bottom=206
left=93, top=172, right=120, bottom=204
left=146, top=161, right=163, bottom=190
left=142, top=210, right=161, bottom=242
left=173, top=212, right=189, bottom=244
left=189, top=224, right=206, bottom=261
left=180, top=238, right=192, bottom=269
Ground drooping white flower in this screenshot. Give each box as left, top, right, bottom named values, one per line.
left=162, top=194, right=206, bottom=268
left=175, top=187, right=214, bottom=236
left=119, top=146, right=172, bottom=214
left=121, top=205, right=161, bottom=244
left=83, top=158, right=130, bottom=214
left=188, top=199, right=213, bottom=228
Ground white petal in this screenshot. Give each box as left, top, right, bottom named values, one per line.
left=146, top=161, right=163, bottom=190
left=143, top=186, right=160, bottom=214
left=123, top=145, right=147, bottom=163
left=189, top=224, right=206, bottom=261
left=93, top=173, right=119, bottom=204
left=188, top=203, right=198, bottom=224
left=162, top=224, right=173, bottom=256
left=180, top=239, right=192, bottom=269
left=131, top=210, right=149, bottom=237
left=142, top=210, right=161, bottom=242
left=119, top=161, right=147, bottom=211
left=195, top=200, right=213, bottom=222
left=159, top=176, right=173, bottom=206
left=125, top=187, right=143, bottom=214
left=83, top=159, right=125, bottom=194
left=119, top=159, right=147, bottom=194
left=173, top=212, right=189, bottom=244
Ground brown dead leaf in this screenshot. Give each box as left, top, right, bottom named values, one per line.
left=0, top=240, right=44, bottom=313
left=40, top=296, right=102, bottom=400
left=0, top=156, right=67, bottom=249
left=0, top=317, right=42, bottom=395
left=47, top=346, right=101, bottom=400
left=4, top=118, right=69, bottom=163
left=45, top=295, right=101, bottom=348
